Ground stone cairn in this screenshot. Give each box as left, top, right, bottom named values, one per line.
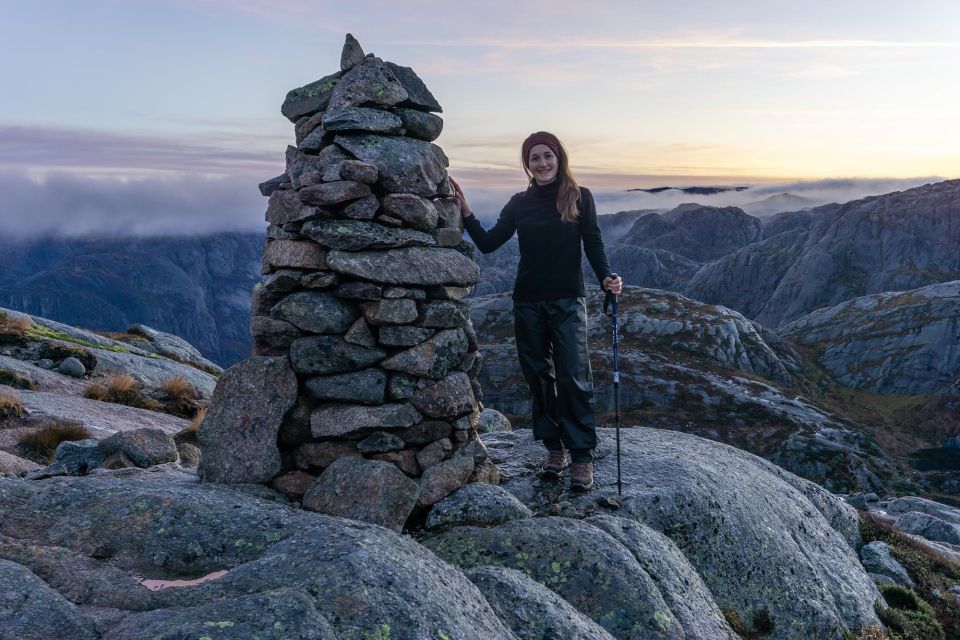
left=198, top=35, right=496, bottom=531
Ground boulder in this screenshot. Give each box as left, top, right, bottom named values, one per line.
left=340, top=33, right=364, bottom=71
left=860, top=541, right=914, bottom=588
left=97, top=428, right=179, bottom=469
left=425, top=483, right=532, bottom=530
left=465, top=566, right=616, bottom=640
left=0, top=450, right=42, bottom=477
left=0, top=559, right=99, bottom=640
left=198, top=356, right=298, bottom=484
left=262, top=239, right=327, bottom=273
left=381, top=328, right=469, bottom=379
left=393, top=107, right=443, bottom=141
left=479, top=408, right=512, bottom=432
left=327, top=247, right=480, bottom=286
left=126, top=324, right=221, bottom=375
left=894, top=511, right=960, bottom=545
left=302, top=456, right=419, bottom=532
left=58, top=356, right=86, bottom=377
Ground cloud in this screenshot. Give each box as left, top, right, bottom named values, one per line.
left=0, top=171, right=267, bottom=238
left=0, top=125, right=286, bottom=178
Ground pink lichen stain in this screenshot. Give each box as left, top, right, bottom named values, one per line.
left=137, top=569, right=228, bottom=591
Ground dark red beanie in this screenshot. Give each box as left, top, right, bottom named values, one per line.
left=522, top=132, right=561, bottom=167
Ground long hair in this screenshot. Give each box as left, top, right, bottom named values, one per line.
left=521, top=132, right=581, bottom=223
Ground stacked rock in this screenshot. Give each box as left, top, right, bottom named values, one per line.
left=227, top=34, right=495, bottom=525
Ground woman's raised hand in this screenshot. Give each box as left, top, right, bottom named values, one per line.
left=449, top=177, right=473, bottom=219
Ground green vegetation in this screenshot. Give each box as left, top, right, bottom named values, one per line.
left=16, top=420, right=91, bottom=463
left=859, top=512, right=959, bottom=639
left=29, top=324, right=132, bottom=354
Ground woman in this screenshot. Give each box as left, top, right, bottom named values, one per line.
left=451, top=131, right=622, bottom=492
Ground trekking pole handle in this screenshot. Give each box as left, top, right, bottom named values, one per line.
left=603, top=272, right=619, bottom=315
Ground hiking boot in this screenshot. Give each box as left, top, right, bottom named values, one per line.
left=570, top=461, right=594, bottom=492
left=540, top=449, right=568, bottom=478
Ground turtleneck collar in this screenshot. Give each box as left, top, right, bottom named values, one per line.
left=528, top=177, right=561, bottom=200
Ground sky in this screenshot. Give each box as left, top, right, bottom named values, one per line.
left=1, top=0, right=958, bottom=235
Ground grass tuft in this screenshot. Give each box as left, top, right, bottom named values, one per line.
left=0, top=369, right=36, bottom=391
left=0, top=311, right=33, bottom=338
left=16, top=419, right=91, bottom=463
left=0, top=389, right=25, bottom=420
left=157, top=376, right=201, bottom=418
left=84, top=373, right=160, bottom=411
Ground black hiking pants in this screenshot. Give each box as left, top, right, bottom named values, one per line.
left=513, top=296, right=597, bottom=462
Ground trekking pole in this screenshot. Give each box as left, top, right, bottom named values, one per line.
left=603, top=274, right=622, bottom=496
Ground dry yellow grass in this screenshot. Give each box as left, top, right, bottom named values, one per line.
left=188, top=405, right=207, bottom=432
left=84, top=373, right=160, bottom=411
left=158, top=376, right=201, bottom=418
left=16, top=419, right=91, bottom=463
left=0, top=389, right=25, bottom=420
left=0, top=311, right=33, bottom=338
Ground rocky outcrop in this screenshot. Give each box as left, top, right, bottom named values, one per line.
left=0, top=427, right=895, bottom=640
left=685, top=180, right=960, bottom=328
left=201, top=34, right=491, bottom=530
left=780, top=280, right=960, bottom=396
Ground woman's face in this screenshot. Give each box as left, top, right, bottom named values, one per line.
left=527, top=144, right=559, bottom=185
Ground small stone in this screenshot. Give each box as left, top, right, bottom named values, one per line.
left=384, top=286, right=427, bottom=300
left=298, top=125, right=329, bottom=153
left=372, top=449, right=420, bottom=476
left=340, top=33, right=365, bottom=71
left=327, top=247, right=479, bottom=287
left=295, top=112, right=325, bottom=145
left=281, top=70, right=341, bottom=122
left=98, top=428, right=178, bottom=468
left=358, top=431, right=406, bottom=454
left=285, top=146, right=324, bottom=189
left=340, top=160, right=379, bottom=184
left=400, top=420, right=452, bottom=446
left=387, top=372, right=418, bottom=400
left=322, top=106, right=404, bottom=134
left=58, top=357, right=86, bottom=378
left=418, top=300, right=469, bottom=328
left=271, top=470, right=315, bottom=500
left=379, top=326, right=435, bottom=347
left=302, top=457, right=419, bottom=532
left=303, top=220, right=435, bottom=251
left=53, top=439, right=104, bottom=475
left=343, top=317, right=377, bottom=347
left=342, top=195, right=380, bottom=220
left=270, top=291, right=359, bottom=334
left=261, top=240, right=327, bottom=274
left=258, top=174, right=288, bottom=197
left=393, top=107, right=443, bottom=141
left=419, top=456, right=475, bottom=507
left=289, top=335, right=385, bottom=375
left=334, top=280, right=383, bottom=300
left=479, top=408, right=512, bottom=433
left=433, top=227, right=462, bottom=247
left=310, top=403, right=421, bottom=439
left=382, top=194, right=439, bottom=231
left=305, top=369, right=386, bottom=405
left=362, top=299, right=419, bottom=325
left=265, top=188, right=325, bottom=225
left=295, top=441, right=359, bottom=470
left=299, top=181, right=371, bottom=207
left=301, top=271, right=339, bottom=289
left=416, top=438, right=452, bottom=470
left=328, top=56, right=408, bottom=110
left=381, top=328, right=469, bottom=379
left=426, top=484, right=532, bottom=530
left=434, top=198, right=462, bottom=228
left=384, top=62, right=442, bottom=112
left=37, top=359, right=55, bottom=369
left=250, top=316, right=301, bottom=352
left=378, top=215, right=403, bottom=227
left=412, top=372, right=477, bottom=418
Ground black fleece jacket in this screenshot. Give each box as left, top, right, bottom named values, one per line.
left=464, top=179, right=613, bottom=301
